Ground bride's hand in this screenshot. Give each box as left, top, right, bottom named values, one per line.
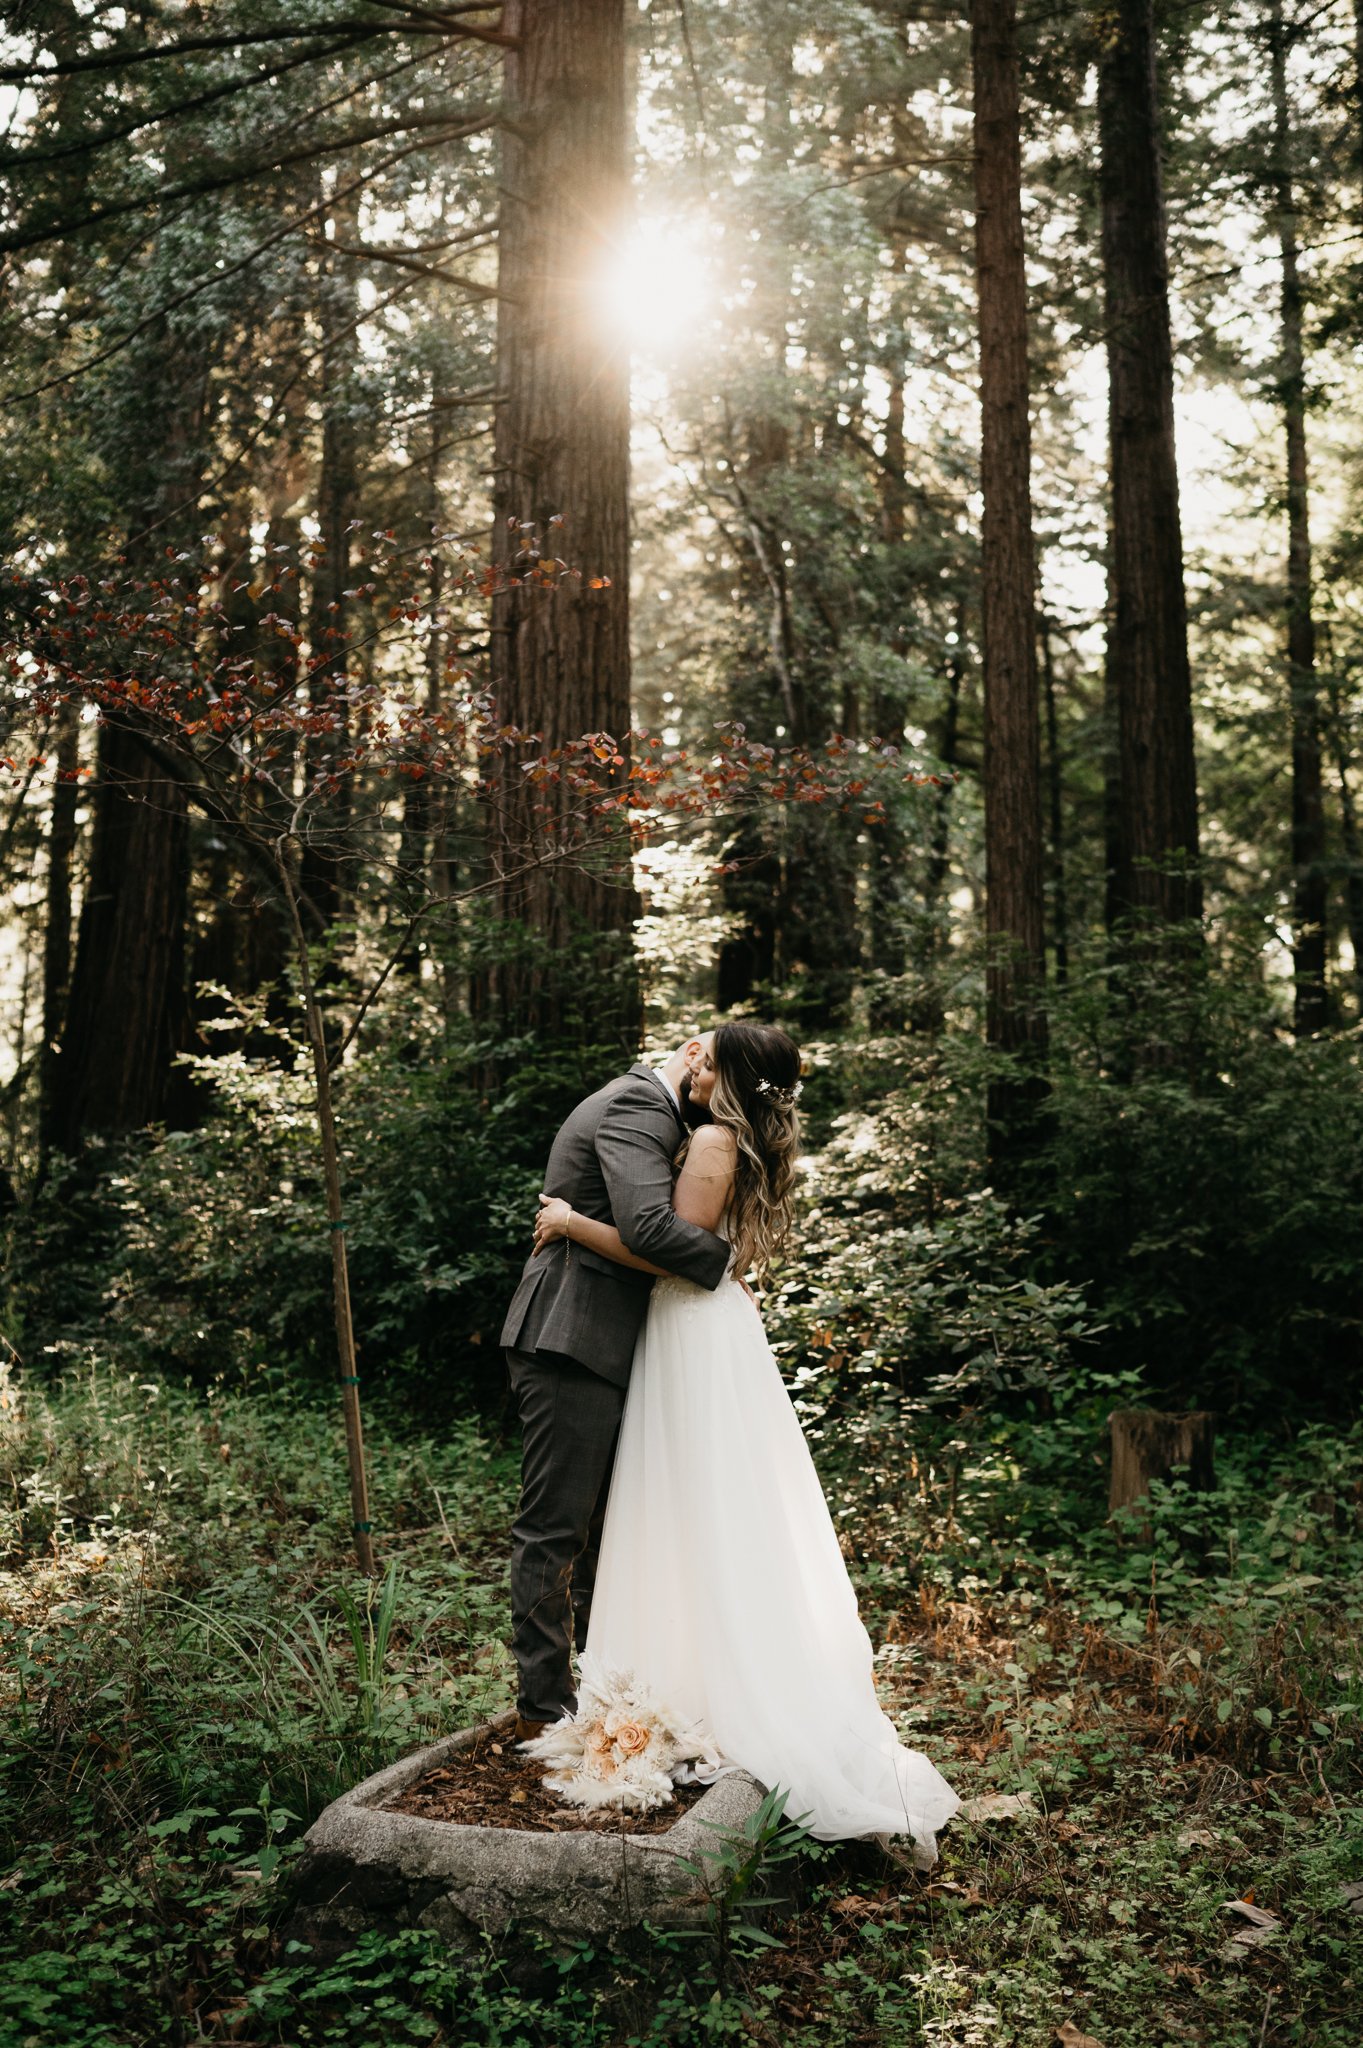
left=533, top=1194, right=572, bottom=1253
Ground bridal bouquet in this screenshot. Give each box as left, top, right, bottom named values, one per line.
left=519, top=1658, right=724, bottom=1813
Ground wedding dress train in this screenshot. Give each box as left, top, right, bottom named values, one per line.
left=576, top=1261, right=961, bottom=1863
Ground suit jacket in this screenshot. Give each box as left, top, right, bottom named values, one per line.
left=499, top=1063, right=732, bottom=1386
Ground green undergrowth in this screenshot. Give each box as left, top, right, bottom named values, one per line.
left=1, top=1353, right=1360, bottom=2046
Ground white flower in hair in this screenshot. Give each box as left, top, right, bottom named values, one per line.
left=755, top=1076, right=803, bottom=1103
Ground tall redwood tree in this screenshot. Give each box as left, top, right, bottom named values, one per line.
left=486, top=0, right=638, bottom=1049
left=1098, top=0, right=1202, bottom=933
left=971, top=0, right=1049, bottom=1156
left=1267, top=0, right=1326, bottom=1033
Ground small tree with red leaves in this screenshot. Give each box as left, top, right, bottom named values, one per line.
left=4, top=526, right=939, bottom=1572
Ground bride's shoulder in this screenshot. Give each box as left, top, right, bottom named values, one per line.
left=684, top=1124, right=738, bottom=1170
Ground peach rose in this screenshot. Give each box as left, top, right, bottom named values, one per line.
left=612, top=1719, right=651, bottom=1757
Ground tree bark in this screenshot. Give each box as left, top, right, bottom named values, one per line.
left=1328, top=675, right=1363, bottom=1014
left=38, top=704, right=79, bottom=1170
left=971, top=0, right=1049, bottom=1157
left=1098, top=0, right=1202, bottom=933
left=1268, top=0, right=1327, bottom=1033
left=276, top=842, right=375, bottom=1578
left=1109, top=1407, right=1216, bottom=1520
left=1039, top=616, right=1070, bottom=985
left=301, top=186, right=361, bottom=942
left=901, top=597, right=968, bottom=1036
left=485, top=0, right=638, bottom=1051
left=718, top=26, right=865, bottom=1030
left=49, top=718, right=189, bottom=1154
left=1355, top=0, right=1363, bottom=187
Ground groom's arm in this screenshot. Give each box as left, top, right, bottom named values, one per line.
left=595, top=1085, right=731, bottom=1291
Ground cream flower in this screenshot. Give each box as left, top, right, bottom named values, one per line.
left=518, top=1656, right=727, bottom=1814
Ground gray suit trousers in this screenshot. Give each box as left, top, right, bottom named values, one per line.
left=505, top=1346, right=626, bottom=1724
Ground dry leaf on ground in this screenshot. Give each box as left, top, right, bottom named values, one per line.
left=961, top=1790, right=1035, bottom=1822
left=1220, top=1898, right=1280, bottom=1930
left=1218, top=1925, right=1279, bottom=1962
left=1217, top=1896, right=1282, bottom=1963
left=832, top=1894, right=881, bottom=1919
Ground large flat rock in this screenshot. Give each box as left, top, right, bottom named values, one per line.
left=289, top=1713, right=768, bottom=1953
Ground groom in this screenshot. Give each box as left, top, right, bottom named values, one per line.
left=501, top=1036, right=732, bottom=1740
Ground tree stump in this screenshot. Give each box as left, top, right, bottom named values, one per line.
left=1108, top=1408, right=1216, bottom=1520
left=287, top=1713, right=769, bottom=1962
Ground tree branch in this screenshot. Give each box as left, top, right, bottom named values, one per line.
left=0, top=6, right=502, bottom=80
left=0, top=32, right=385, bottom=170
left=5, top=121, right=494, bottom=403
left=0, top=106, right=497, bottom=255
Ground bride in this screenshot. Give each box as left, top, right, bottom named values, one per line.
left=526, top=1020, right=960, bottom=1866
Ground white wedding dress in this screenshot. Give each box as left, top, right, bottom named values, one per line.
left=579, top=1250, right=961, bottom=1864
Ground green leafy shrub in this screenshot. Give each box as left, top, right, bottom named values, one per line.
left=3, top=997, right=627, bottom=1409
left=765, top=1060, right=1100, bottom=1423
left=1033, top=951, right=1363, bottom=1419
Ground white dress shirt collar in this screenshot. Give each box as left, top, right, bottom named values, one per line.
left=649, top=1064, right=682, bottom=1112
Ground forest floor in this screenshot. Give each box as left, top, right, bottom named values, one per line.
left=1, top=1355, right=1360, bottom=2048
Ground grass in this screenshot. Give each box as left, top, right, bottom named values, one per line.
left=1, top=1346, right=1360, bottom=2047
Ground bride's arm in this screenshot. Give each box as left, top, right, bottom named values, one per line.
left=534, top=1128, right=738, bottom=1272
left=533, top=1199, right=671, bottom=1276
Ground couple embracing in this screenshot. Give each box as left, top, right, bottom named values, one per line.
left=499, top=1022, right=960, bottom=1863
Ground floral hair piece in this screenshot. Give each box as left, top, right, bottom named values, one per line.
left=755, top=1076, right=803, bottom=1104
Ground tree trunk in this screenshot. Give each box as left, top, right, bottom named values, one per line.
left=879, top=280, right=909, bottom=551
left=1039, top=616, right=1070, bottom=985
left=900, top=598, right=968, bottom=1036
left=1355, top=0, right=1363, bottom=186
left=971, top=0, right=1049, bottom=1159
left=1098, top=0, right=1202, bottom=933
left=1328, top=675, right=1363, bottom=1014
left=38, top=704, right=79, bottom=1171
left=399, top=410, right=449, bottom=977
left=301, top=187, right=361, bottom=942
left=926, top=613, right=967, bottom=918
left=486, top=0, right=638, bottom=1052
left=49, top=719, right=189, bottom=1154
left=1108, top=1407, right=1216, bottom=1519
left=276, top=843, right=375, bottom=1578
left=1268, top=0, right=1327, bottom=1034
left=245, top=490, right=304, bottom=1012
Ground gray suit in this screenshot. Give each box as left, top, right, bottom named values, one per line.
left=501, top=1063, right=730, bottom=1722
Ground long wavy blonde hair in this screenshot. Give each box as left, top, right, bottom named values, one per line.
left=705, top=1021, right=802, bottom=1280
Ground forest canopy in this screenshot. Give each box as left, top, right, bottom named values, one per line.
left=2, top=0, right=1362, bottom=1420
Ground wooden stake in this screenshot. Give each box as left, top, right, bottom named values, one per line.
left=275, top=840, right=376, bottom=1576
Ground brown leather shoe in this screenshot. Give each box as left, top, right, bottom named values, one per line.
left=512, top=1715, right=550, bottom=1744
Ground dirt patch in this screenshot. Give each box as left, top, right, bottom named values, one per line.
left=384, top=1728, right=711, bottom=1836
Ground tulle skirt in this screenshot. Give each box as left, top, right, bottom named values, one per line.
left=584, top=1270, right=961, bottom=1862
